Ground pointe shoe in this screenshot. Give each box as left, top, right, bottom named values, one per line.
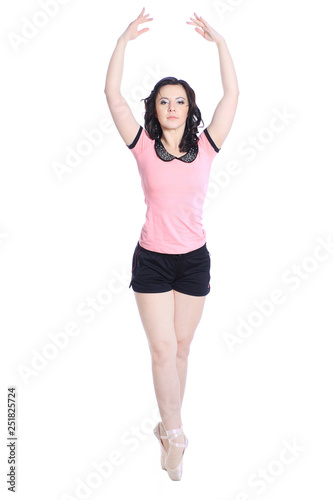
left=153, top=422, right=168, bottom=470
left=164, top=427, right=189, bottom=481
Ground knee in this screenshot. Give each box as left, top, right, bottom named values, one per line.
left=176, top=340, right=191, bottom=360
left=150, top=340, right=177, bottom=365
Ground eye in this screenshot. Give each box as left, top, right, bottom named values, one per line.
left=160, top=100, right=168, bottom=104
left=177, top=100, right=185, bottom=105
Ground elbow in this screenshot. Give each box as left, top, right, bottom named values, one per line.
left=104, top=86, right=113, bottom=96
left=223, top=90, right=240, bottom=99
left=231, top=86, right=240, bottom=97
left=104, top=88, right=121, bottom=99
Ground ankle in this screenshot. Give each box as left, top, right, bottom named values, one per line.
left=163, top=422, right=183, bottom=433
left=165, top=427, right=182, bottom=435
left=165, top=427, right=186, bottom=445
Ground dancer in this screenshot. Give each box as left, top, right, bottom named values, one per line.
left=104, top=7, right=239, bottom=480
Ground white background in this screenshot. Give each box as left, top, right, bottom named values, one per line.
left=1, top=0, right=333, bottom=498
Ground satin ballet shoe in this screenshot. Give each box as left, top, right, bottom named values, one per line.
left=163, top=427, right=189, bottom=481
left=153, top=422, right=168, bottom=470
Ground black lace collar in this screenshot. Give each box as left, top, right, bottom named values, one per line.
left=154, top=138, right=198, bottom=163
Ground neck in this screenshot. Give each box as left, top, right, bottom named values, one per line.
left=160, top=126, right=186, bottom=152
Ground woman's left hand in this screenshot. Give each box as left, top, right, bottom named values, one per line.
left=186, top=12, right=224, bottom=44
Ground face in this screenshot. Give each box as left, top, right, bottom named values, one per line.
left=155, top=84, right=189, bottom=131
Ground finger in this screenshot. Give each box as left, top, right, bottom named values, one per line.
left=137, top=27, right=150, bottom=36
left=139, top=7, right=152, bottom=19
left=193, top=12, right=207, bottom=24
left=142, top=10, right=153, bottom=20
left=187, top=20, right=203, bottom=28
left=199, top=15, right=211, bottom=28
left=189, top=16, right=205, bottom=27
left=137, top=15, right=153, bottom=24
left=194, top=12, right=206, bottom=24
left=195, top=27, right=205, bottom=37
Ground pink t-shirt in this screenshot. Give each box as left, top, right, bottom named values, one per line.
left=128, top=126, right=220, bottom=254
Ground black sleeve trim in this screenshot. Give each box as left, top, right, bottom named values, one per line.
left=127, top=126, right=143, bottom=149
left=204, top=128, right=220, bottom=153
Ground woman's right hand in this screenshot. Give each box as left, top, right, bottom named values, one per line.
left=119, top=7, right=153, bottom=43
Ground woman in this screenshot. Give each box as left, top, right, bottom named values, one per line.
left=104, top=8, right=239, bottom=481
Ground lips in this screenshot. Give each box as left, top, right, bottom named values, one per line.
left=167, top=116, right=178, bottom=119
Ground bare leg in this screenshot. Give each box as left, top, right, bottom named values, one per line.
left=173, top=290, right=207, bottom=407
left=133, top=291, right=181, bottom=430
left=133, top=289, right=207, bottom=468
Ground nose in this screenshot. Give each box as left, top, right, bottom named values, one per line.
left=168, top=102, right=175, bottom=112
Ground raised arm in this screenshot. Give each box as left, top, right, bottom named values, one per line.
left=104, top=8, right=153, bottom=146
left=186, top=13, right=239, bottom=149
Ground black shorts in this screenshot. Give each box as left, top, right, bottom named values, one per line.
left=129, top=241, right=211, bottom=296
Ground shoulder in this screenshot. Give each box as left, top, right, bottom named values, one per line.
left=127, top=126, right=153, bottom=158
left=198, top=128, right=221, bottom=158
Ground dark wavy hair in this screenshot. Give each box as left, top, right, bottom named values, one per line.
left=141, top=77, right=204, bottom=153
